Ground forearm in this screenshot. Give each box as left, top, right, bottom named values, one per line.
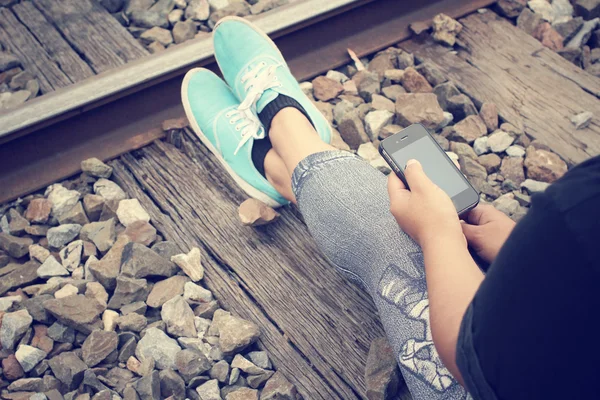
left=422, top=232, right=484, bottom=385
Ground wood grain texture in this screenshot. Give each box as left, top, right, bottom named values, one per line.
left=401, top=11, right=600, bottom=165
left=109, top=131, right=396, bottom=400
left=0, top=7, right=72, bottom=93
left=11, top=1, right=95, bottom=84
left=32, top=0, right=148, bottom=74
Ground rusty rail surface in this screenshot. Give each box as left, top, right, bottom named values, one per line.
left=0, top=0, right=496, bottom=204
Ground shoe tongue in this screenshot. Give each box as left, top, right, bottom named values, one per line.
left=256, top=89, right=279, bottom=113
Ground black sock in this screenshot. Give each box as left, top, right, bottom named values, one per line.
left=251, top=94, right=313, bottom=179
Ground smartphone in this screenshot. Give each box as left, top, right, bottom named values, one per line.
left=379, top=123, right=480, bottom=215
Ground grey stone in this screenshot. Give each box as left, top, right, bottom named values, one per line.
left=121, top=242, right=178, bottom=278
left=0, top=52, right=21, bottom=72
left=82, top=330, right=118, bottom=367
left=487, top=130, right=515, bottom=153
left=88, top=235, right=130, bottom=290
left=449, top=115, right=487, bottom=144
left=135, top=328, right=181, bottom=370
left=173, top=20, right=197, bottom=43
left=211, top=310, right=260, bottom=355
left=100, top=0, right=124, bottom=12
left=161, top=295, right=197, bottom=338
left=170, top=247, right=204, bottom=281
left=493, top=193, right=521, bottom=216
left=81, top=158, right=113, bottom=179
left=151, top=241, right=181, bottom=260
left=108, top=275, right=149, bottom=309
left=48, top=351, right=88, bottom=390
left=450, top=141, right=478, bottom=160
left=209, top=360, right=229, bottom=383
left=81, top=218, right=116, bottom=253
left=175, top=349, right=212, bottom=382
left=94, top=179, right=128, bottom=203
left=184, top=281, right=213, bottom=304
left=194, top=300, right=219, bottom=319
left=38, top=256, right=69, bottom=278
left=433, top=81, right=461, bottom=111
left=196, top=379, right=220, bottom=400
left=353, top=70, right=381, bottom=102
left=46, top=184, right=80, bottom=220
left=47, top=224, right=82, bottom=249
left=0, top=309, right=33, bottom=350
left=415, top=63, right=447, bottom=86
left=521, top=178, right=550, bottom=193
left=517, top=8, right=543, bottom=35
left=446, top=94, right=478, bottom=121
left=129, top=9, right=169, bottom=28
left=121, top=301, right=147, bottom=315
left=134, top=370, right=161, bottom=399
left=117, top=313, right=147, bottom=332
left=7, top=377, right=45, bottom=392
left=48, top=322, right=75, bottom=343
left=473, top=136, right=490, bottom=155
left=575, top=0, right=600, bottom=20
left=395, top=93, right=445, bottom=131
left=396, top=51, right=414, bottom=69
left=567, top=17, right=599, bottom=48
left=0, top=232, right=33, bottom=258
left=529, top=0, right=555, bottom=22
left=43, top=295, right=105, bottom=334
left=500, top=157, right=526, bottom=185
left=554, top=16, right=584, bottom=42
left=15, top=345, right=47, bottom=372
left=0, top=260, right=40, bottom=295
left=506, top=145, right=526, bottom=157
left=570, top=111, right=593, bottom=129
left=260, top=372, right=297, bottom=400
left=160, top=369, right=186, bottom=399
left=381, top=85, right=406, bottom=101
left=8, top=208, right=29, bottom=235
left=364, top=110, right=394, bottom=141
left=0, top=90, right=30, bottom=110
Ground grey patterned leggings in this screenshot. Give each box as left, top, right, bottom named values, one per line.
left=291, top=151, right=470, bottom=400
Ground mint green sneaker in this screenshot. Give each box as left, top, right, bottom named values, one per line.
left=181, top=68, right=288, bottom=208
left=213, top=16, right=332, bottom=144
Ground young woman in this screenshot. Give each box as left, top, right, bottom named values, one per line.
left=182, top=16, right=600, bottom=400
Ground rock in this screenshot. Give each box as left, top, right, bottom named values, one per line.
left=7, top=208, right=29, bottom=235
left=46, top=184, right=80, bottom=220
left=209, top=2, right=251, bottom=23
left=231, top=354, right=265, bottom=375
left=184, top=281, right=213, bottom=304
left=575, top=0, right=600, bottom=20
left=487, top=130, right=515, bottom=153
left=364, top=110, right=394, bottom=140
left=479, top=103, right=498, bottom=133
left=83, top=194, right=105, bottom=222
left=473, top=136, right=489, bottom=156
left=81, top=158, right=113, bottom=179
left=0, top=89, right=30, bottom=110
left=160, top=369, right=186, bottom=399
left=25, top=79, right=40, bottom=97
left=478, top=153, right=502, bottom=173
left=194, top=300, right=219, bottom=319
left=0, top=233, right=33, bottom=258
left=446, top=94, right=478, bottom=121
left=247, top=351, right=271, bottom=370
left=186, top=0, right=210, bottom=21
left=82, top=330, right=118, bottom=367
left=54, top=283, right=78, bottom=299
left=123, top=220, right=157, bottom=246
left=15, top=345, right=47, bottom=372
left=312, top=76, right=343, bottom=102
left=566, top=17, right=599, bottom=48
left=209, top=359, right=230, bottom=383
left=24, top=198, right=52, bottom=224
left=371, top=94, right=395, bottom=113
left=432, top=13, right=463, bottom=46
left=400, top=67, right=433, bottom=93
left=136, top=328, right=181, bottom=370
left=365, top=337, right=400, bottom=400
left=1, top=309, right=33, bottom=350
left=94, top=179, right=127, bottom=202
left=493, top=193, right=521, bottom=216
left=330, top=128, right=351, bottom=151
left=37, top=256, right=69, bottom=278
left=433, top=81, right=461, bottom=111
left=226, top=388, right=258, bottom=400
left=117, top=312, right=147, bottom=332
left=0, top=52, right=21, bottom=72
left=251, top=0, right=288, bottom=14
left=379, top=124, right=403, bottom=140
left=383, top=69, right=404, bottom=83
left=88, top=235, right=130, bottom=290
left=107, top=276, right=149, bottom=309
left=416, top=64, right=447, bottom=88
left=237, top=199, right=280, bottom=227
left=129, top=9, right=169, bottom=28
left=521, top=178, right=550, bottom=193
left=0, top=261, right=40, bottom=296
left=59, top=240, right=83, bottom=271
left=337, top=110, right=369, bottom=149
left=56, top=201, right=89, bottom=225
left=47, top=224, right=81, bottom=249
left=528, top=0, right=554, bottom=22
left=326, top=70, right=349, bottom=83
left=554, top=17, right=584, bottom=43
left=261, top=372, right=297, bottom=400
left=449, top=115, right=487, bottom=144
left=133, top=370, right=161, bottom=399
left=176, top=348, right=212, bottom=382
left=2, top=354, right=25, bottom=381
left=43, top=295, right=105, bottom=334
left=147, top=275, right=189, bottom=308
left=47, top=322, right=75, bottom=343
left=161, top=295, right=197, bottom=338
left=459, top=157, right=488, bottom=181
left=570, top=111, right=593, bottom=129
left=116, top=199, right=150, bottom=227
left=552, top=0, right=574, bottom=20
left=212, top=310, right=260, bottom=355
left=353, top=70, right=381, bottom=102
left=0, top=295, right=22, bottom=311
left=102, top=309, right=119, bottom=331
left=121, top=301, right=147, bottom=316
left=7, top=376, right=45, bottom=392
left=395, top=93, right=445, bottom=130
left=196, top=379, right=220, bottom=400
left=368, top=52, right=396, bottom=78
left=517, top=8, right=543, bottom=34
left=48, top=352, right=88, bottom=390
left=533, top=22, right=564, bottom=51
left=524, top=146, right=568, bottom=182
left=25, top=224, right=49, bottom=237
left=450, top=142, right=478, bottom=160
left=141, top=27, right=173, bottom=48
left=506, top=145, right=526, bottom=157
left=122, top=242, right=178, bottom=279
left=381, top=85, right=406, bottom=101
left=152, top=241, right=181, bottom=259
left=247, top=370, right=274, bottom=389
left=500, top=157, right=526, bottom=185
left=396, top=50, right=414, bottom=69
left=173, top=20, right=197, bottom=44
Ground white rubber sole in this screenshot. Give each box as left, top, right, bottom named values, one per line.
left=181, top=68, right=283, bottom=209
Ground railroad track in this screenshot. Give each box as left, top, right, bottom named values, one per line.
left=0, top=0, right=495, bottom=204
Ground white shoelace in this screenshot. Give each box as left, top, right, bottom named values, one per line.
left=230, top=61, right=282, bottom=155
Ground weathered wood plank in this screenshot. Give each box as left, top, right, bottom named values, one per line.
left=401, top=11, right=600, bottom=165
left=32, top=0, right=148, bottom=74
left=110, top=133, right=390, bottom=399
left=111, top=158, right=351, bottom=400
left=12, top=1, right=95, bottom=84
left=0, top=7, right=72, bottom=93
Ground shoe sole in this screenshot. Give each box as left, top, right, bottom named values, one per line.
left=181, top=68, right=284, bottom=209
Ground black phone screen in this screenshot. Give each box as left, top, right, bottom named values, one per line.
left=391, top=136, right=468, bottom=198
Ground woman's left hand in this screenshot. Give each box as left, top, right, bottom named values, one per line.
left=387, top=159, right=465, bottom=250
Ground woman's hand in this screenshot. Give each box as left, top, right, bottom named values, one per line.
left=387, top=160, right=465, bottom=250
left=461, top=204, right=516, bottom=263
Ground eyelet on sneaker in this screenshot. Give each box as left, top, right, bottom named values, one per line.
left=236, top=127, right=241, bottom=131
left=229, top=119, right=235, bottom=124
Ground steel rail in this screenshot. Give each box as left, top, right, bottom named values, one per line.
left=0, top=0, right=496, bottom=204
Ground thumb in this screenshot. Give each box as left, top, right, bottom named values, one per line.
left=403, top=159, right=433, bottom=193
left=461, top=221, right=482, bottom=245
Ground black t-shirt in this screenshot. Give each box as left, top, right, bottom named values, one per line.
left=456, top=155, right=600, bottom=399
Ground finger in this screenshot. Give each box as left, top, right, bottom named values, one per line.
left=403, top=159, right=434, bottom=193
left=465, top=204, right=495, bottom=225
left=388, top=171, right=407, bottom=193
left=453, top=159, right=461, bottom=170
left=461, top=221, right=482, bottom=244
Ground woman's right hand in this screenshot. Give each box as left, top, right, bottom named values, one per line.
left=461, top=204, right=516, bottom=263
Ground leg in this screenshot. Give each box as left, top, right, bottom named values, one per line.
left=265, top=110, right=470, bottom=400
